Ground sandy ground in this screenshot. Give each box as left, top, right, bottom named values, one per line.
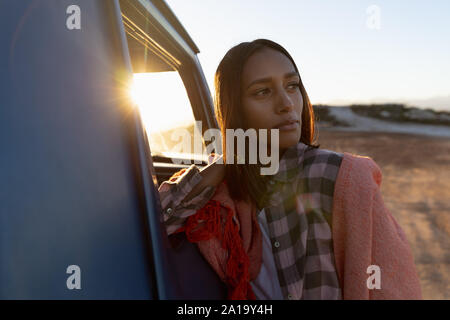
left=317, top=128, right=450, bottom=300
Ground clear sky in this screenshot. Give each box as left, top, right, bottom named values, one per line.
left=164, top=0, right=450, bottom=110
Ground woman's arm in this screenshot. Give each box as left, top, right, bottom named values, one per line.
left=158, top=155, right=225, bottom=235
left=184, top=155, right=226, bottom=202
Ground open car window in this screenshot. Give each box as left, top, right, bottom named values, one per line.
left=120, top=0, right=220, bottom=188
left=131, top=71, right=208, bottom=165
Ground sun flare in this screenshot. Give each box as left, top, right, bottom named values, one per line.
left=130, top=72, right=195, bottom=134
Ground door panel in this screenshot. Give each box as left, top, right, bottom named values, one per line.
left=0, top=0, right=155, bottom=299
left=0, top=0, right=227, bottom=300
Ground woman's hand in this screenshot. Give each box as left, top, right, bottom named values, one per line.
left=200, top=154, right=225, bottom=186
left=184, top=154, right=225, bottom=202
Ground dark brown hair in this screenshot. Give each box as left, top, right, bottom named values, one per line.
left=213, top=39, right=320, bottom=207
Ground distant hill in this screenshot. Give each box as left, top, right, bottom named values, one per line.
left=313, top=104, right=450, bottom=138
left=313, top=103, right=450, bottom=127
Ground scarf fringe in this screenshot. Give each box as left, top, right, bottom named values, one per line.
left=174, top=200, right=256, bottom=300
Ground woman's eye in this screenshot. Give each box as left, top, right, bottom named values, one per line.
left=254, top=89, right=270, bottom=96
left=287, top=83, right=300, bottom=90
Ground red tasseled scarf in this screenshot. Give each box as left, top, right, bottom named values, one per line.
left=170, top=171, right=262, bottom=300
left=173, top=200, right=255, bottom=299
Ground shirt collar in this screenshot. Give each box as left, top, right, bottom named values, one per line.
left=252, top=141, right=310, bottom=211
left=270, top=141, right=309, bottom=183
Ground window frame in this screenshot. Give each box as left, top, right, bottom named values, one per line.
left=120, top=0, right=218, bottom=140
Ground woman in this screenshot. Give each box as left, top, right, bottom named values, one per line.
left=158, top=39, right=422, bottom=300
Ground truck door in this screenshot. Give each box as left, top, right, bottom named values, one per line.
left=0, top=0, right=226, bottom=299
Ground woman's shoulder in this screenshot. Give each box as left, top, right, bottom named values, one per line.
left=302, top=144, right=344, bottom=165
left=299, top=143, right=382, bottom=188
left=301, top=144, right=382, bottom=194
left=300, top=145, right=345, bottom=181
left=337, top=152, right=383, bottom=189
left=331, top=151, right=384, bottom=212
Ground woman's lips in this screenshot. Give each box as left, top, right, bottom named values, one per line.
left=276, top=121, right=299, bottom=131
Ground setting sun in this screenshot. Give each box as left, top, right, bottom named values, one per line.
left=130, top=72, right=195, bottom=134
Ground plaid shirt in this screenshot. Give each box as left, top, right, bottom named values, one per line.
left=158, top=141, right=344, bottom=300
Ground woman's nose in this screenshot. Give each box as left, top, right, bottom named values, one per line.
left=275, top=89, right=294, bottom=113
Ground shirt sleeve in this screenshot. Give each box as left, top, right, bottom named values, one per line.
left=332, top=153, right=422, bottom=300
left=158, top=164, right=217, bottom=236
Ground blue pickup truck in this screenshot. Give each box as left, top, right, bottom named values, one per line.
left=0, top=0, right=227, bottom=299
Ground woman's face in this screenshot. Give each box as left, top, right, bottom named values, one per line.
left=241, top=48, right=303, bottom=153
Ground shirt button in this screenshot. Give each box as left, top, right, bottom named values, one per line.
left=273, top=241, right=280, bottom=248
left=287, top=293, right=293, bottom=300
left=165, top=207, right=173, bottom=216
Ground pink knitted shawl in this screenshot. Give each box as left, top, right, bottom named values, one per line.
left=332, top=152, right=422, bottom=299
